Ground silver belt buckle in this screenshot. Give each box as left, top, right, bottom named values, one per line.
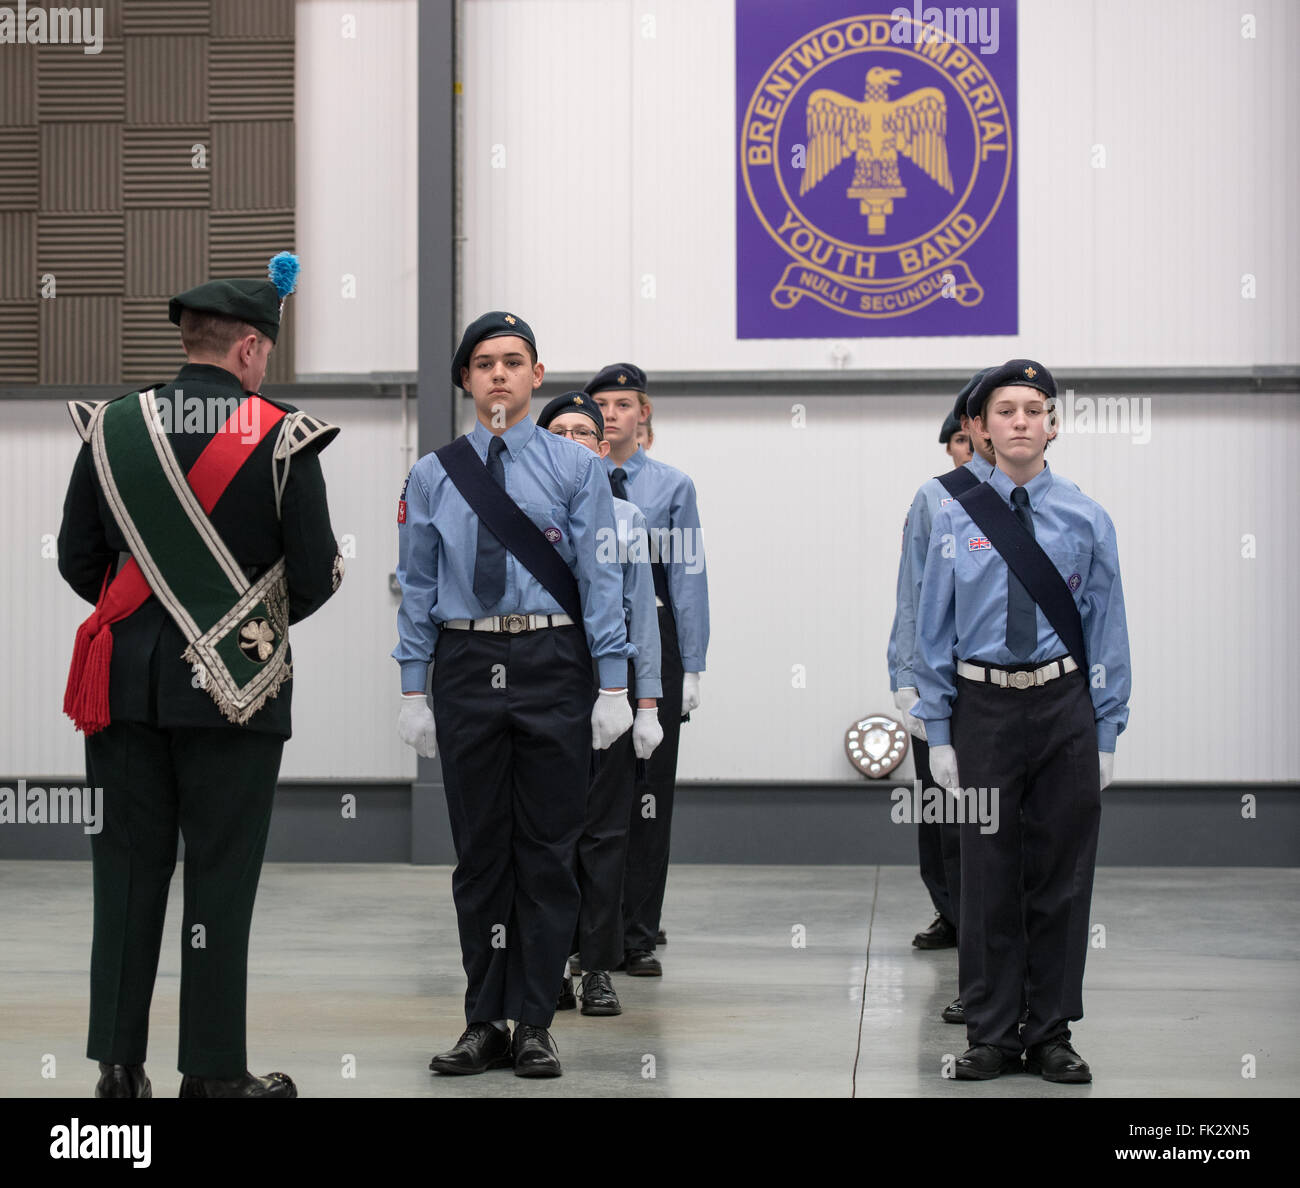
left=501, top=613, right=527, bottom=634
left=1010, top=670, right=1033, bottom=690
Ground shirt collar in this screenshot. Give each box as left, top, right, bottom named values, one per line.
left=988, top=460, right=1054, bottom=510
left=470, top=414, right=535, bottom=461
left=606, top=445, right=646, bottom=478
left=965, top=454, right=994, bottom=481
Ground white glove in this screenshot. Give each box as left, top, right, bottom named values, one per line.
left=893, top=687, right=927, bottom=741
left=682, top=672, right=701, bottom=713
left=928, top=744, right=960, bottom=794
left=592, top=689, right=633, bottom=750
left=398, top=691, right=437, bottom=758
left=632, top=707, right=664, bottom=759
left=1099, top=750, right=1114, bottom=791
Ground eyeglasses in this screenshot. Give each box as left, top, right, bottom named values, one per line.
left=548, top=426, right=599, bottom=442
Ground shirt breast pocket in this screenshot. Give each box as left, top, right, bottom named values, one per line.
left=1049, top=549, right=1092, bottom=602
left=518, top=501, right=576, bottom=567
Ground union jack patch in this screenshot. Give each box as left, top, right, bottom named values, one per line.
left=968, top=537, right=992, bottom=551
left=939, top=497, right=955, bottom=507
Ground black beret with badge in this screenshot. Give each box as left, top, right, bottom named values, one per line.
left=451, top=310, right=537, bottom=389
left=952, top=367, right=991, bottom=424
left=168, top=252, right=300, bottom=344
left=966, top=358, right=1057, bottom=421
left=584, top=362, right=647, bottom=396
left=537, top=390, right=605, bottom=437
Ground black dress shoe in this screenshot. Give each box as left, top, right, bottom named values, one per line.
left=913, top=914, right=957, bottom=949
left=1025, top=1038, right=1092, bottom=1084
left=557, top=975, right=577, bottom=1011
left=512, top=1025, right=562, bottom=1078
left=178, top=1070, right=297, bottom=1098
left=428, top=1022, right=513, bottom=1075
left=941, top=998, right=965, bottom=1024
left=95, top=1063, right=151, bottom=1099
left=580, top=970, right=622, bottom=1016
left=655, top=928, right=667, bottom=946
left=954, top=1044, right=1023, bottom=1080
left=623, top=949, right=662, bottom=977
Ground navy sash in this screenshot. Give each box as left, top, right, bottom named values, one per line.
left=956, top=482, right=1088, bottom=670
left=936, top=466, right=980, bottom=499
left=436, top=435, right=583, bottom=621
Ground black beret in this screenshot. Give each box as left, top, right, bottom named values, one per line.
left=169, top=278, right=284, bottom=343
left=938, top=411, right=963, bottom=444
left=452, top=311, right=537, bottom=390
left=584, top=362, right=647, bottom=395
left=967, top=359, right=1057, bottom=421
left=537, top=390, right=604, bottom=437
left=952, top=368, right=991, bottom=423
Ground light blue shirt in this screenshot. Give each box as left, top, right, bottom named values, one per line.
left=912, top=461, right=1131, bottom=751
left=603, top=447, right=710, bottom=672
left=393, top=417, right=634, bottom=691
left=613, top=496, right=663, bottom=700
left=888, top=453, right=994, bottom=691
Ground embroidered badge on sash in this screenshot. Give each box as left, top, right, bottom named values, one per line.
left=968, top=537, right=992, bottom=551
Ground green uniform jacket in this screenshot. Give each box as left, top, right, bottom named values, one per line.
left=57, top=363, right=342, bottom=738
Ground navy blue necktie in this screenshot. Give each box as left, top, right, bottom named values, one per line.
left=1006, top=486, right=1036, bottom=658
left=473, top=436, right=508, bottom=607
left=610, top=468, right=629, bottom=501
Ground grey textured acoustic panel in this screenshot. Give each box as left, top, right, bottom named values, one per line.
left=124, top=209, right=208, bottom=295
left=125, top=36, right=208, bottom=124
left=0, top=0, right=294, bottom=384
left=37, top=45, right=126, bottom=122
left=213, top=0, right=294, bottom=39
left=38, top=214, right=124, bottom=296
left=40, top=124, right=122, bottom=211
left=122, top=298, right=188, bottom=381
left=124, top=0, right=210, bottom=36
left=211, top=121, right=294, bottom=209
left=209, top=42, right=295, bottom=120
left=123, top=128, right=211, bottom=207
left=0, top=128, right=39, bottom=209
left=39, top=298, right=120, bottom=383
left=0, top=305, right=39, bottom=383
left=0, top=215, right=36, bottom=301
left=0, top=47, right=37, bottom=124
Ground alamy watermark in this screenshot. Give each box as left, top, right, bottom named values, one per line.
left=595, top=524, right=705, bottom=575
left=1048, top=390, right=1152, bottom=445
left=0, top=4, right=104, bottom=55
left=889, top=3, right=1000, bottom=55
left=149, top=389, right=265, bottom=443
left=891, top=778, right=1000, bottom=834
left=0, top=779, right=103, bottom=834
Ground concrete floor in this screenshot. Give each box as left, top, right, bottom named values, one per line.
left=1, top=862, right=1296, bottom=1098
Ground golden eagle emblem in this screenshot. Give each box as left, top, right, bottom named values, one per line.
left=800, top=66, right=953, bottom=236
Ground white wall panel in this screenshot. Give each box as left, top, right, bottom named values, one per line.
left=295, top=0, right=419, bottom=375
left=624, top=390, right=1300, bottom=784
left=0, top=398, right=415, bottom=784
left=460, top=0, right=1299, bottom=371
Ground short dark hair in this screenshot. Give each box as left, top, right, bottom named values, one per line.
left=179, top=309, right=265, bottom=357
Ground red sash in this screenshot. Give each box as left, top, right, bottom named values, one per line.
left=64, top=395, right=286, bottom=734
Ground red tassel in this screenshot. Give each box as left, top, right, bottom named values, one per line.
left=76, top=624, right=114, bottom=736
left=64, top=568, right=113, bottom=734
left=62, top=616, right=95, bottom=721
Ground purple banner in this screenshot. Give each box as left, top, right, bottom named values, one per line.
left=736, top=1, right=1018, bottom=338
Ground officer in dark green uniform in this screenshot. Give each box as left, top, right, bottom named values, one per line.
left=57, top=255, right=343, bottom=1099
